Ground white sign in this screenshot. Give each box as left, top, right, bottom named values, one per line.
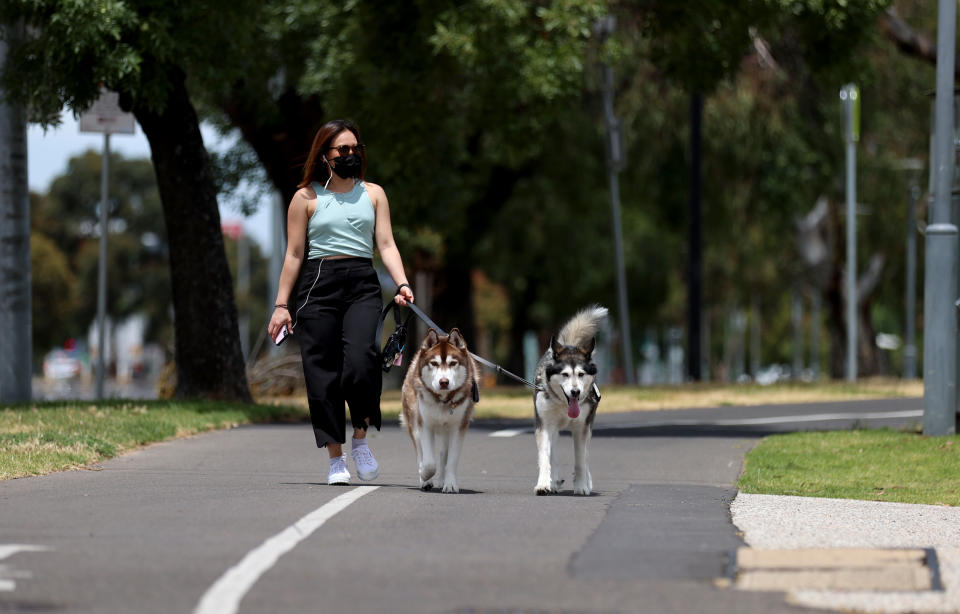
left=80, top=89, right=135, bottom=134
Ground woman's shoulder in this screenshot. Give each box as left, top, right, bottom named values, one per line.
left=362, top=180, right=386, bottom=200
left=295, top=185, right=318, bottom=201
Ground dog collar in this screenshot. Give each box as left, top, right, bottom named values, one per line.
left=445, top=394, right=468, bottom=414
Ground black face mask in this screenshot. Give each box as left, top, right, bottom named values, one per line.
left=328, top=154, right=362, bottom=179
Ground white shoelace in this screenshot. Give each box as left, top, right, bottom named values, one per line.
left=352, top=447, right=376, bottom=465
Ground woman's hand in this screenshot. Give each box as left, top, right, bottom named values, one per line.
left=268, top=306, right=293, bottom=340
left=394, top=285, right=414, bottom=306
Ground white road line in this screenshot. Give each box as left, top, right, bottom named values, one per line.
left=0, top=545, right=51, bottom=561
left=489, top=428, right=526, bottom=437
left=594, top=409, right=924, bottom=430
left=0, top=544, right=50, bottom=592
left=194, top=485, right=378, bottom=614
left=489, top=409, right=923, bottom=436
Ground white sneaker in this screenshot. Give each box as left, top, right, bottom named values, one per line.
left=327, top=455, right=351, bottom=485
left=350, top=444, right=380, bottom=481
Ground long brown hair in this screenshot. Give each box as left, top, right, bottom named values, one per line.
left=298, top=119, right=367, bottom=189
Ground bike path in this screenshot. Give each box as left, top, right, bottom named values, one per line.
left=0, top=398, right=917, bottom=613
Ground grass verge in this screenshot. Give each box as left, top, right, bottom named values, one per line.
left=0, top=399, right=306, bottom=481
left=737, top=429, right=960, bottom=506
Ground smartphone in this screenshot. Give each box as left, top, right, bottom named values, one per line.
left=274, top=325, right=291, bottom=345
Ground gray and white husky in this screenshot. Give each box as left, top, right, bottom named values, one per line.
left=533, top=305, right=608, bottom=496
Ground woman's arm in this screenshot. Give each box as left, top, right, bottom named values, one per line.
left=268, top=189, right=312, bottom=338
left=369, top=182, right=414, bottom=306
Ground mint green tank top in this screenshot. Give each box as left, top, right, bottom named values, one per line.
left=307, top=181, right=376, bottom=259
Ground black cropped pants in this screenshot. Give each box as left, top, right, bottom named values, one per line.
left=293, top=257, right=383, bottom=447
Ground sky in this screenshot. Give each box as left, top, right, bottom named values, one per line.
left=27, top=113, right=277, bottom=251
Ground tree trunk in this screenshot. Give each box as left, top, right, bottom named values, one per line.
left=135, top=69, right=251, bottom=401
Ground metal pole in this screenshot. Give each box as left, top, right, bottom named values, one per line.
left=95, top=133, right=110, bottom=399
left=792, top=289, right=804, bottom=379
left=607, top=157, right=634, bottom=383
left=904, top=182, right=918, bottom=379
left=842, top=84, right=858, bottom=382
left=596, top=16, right=635, bottom=384
left=924, top=0, right=958, bottom=435
left=238, top=230, right=249, bottom=361
left=688, top=91, right=703, bottom=381
left=810, top=293, right=821, bottom=379
left=0, top=22, right=31, bottom=403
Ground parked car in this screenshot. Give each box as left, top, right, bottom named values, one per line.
left=42, top=349, right=83, bottom=380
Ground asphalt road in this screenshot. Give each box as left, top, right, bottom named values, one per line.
left=0, top=397, right=922, bottom=614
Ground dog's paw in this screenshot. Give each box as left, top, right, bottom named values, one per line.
left=535, top=484, right=555, bottom=496
left=420, top=464, right=436, bottom=482
left=441, top=481, right=459, bottom=494
left=573, top=478, right=591, bottom=496
left=573, top=486, right=591, bottom=496
left=420, top=481, right=433, bottom=491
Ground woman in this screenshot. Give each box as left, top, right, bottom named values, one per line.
left=268, top=119, right=414, bottom=485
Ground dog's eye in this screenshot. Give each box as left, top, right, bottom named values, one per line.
left=448, top=360, right=459, bottom=367
left=429, top=360, right=440, bottom=368
left=562, top=373, right=570, bottom=378
left=576, top=371, right=586, bottom=378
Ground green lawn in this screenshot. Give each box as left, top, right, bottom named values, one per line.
left=737, top=429, right=960, bottom=506
left=0, top=400, right=306, bottom=480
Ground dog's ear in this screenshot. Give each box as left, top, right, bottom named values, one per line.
left=423, top=329, right=440, bottom=348
left=582, top=336, right=596, bottom=358
left=550, top=336, right=564, bottom=357
left=447, top=328, right=467, bottom=350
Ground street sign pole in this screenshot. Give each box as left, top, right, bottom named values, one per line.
left=95, top=132, right=110, bottom=399
left=840, top=84, right=859, bottom=382
left=80, top=89, right=135, bottom=399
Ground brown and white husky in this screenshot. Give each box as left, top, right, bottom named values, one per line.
left=400, top=328, right=479, bottom=493
left=533, top=305, right=608, bottom=496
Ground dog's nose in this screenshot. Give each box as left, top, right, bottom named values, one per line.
left=570, top=388, right=580, bottom=399
left=439, top=378, right=449, bottom=389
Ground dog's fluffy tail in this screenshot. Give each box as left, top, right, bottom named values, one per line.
left=557, top=305, right=608, bottom=347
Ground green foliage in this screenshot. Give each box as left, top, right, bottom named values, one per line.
left=29, top=230, right=78, bottom=354
left=1, top=0, right=263, bottom=122
left=30, top=151, right=172, bottom=353
left=8, top=0, right=934, bottom=379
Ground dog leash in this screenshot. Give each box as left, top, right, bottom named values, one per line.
left=377, top=296, right=544, bottom=393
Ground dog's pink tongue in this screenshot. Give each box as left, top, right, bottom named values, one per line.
left=568, top=397, right=580, bottom=419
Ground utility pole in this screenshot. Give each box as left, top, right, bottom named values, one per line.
left=904, top=181, right=918, bottom=380
left=0, top=21, right=32, bottom=403
left=923, top=0, right=958, bottom=436
left=840, top=83, right=859, bottom=382
left=595, top=16, right=635, bottom=384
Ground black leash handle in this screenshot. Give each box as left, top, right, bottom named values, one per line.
left=377, top=288, right=543, bottom=393
left=403, top=302, right=542, bottom=392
